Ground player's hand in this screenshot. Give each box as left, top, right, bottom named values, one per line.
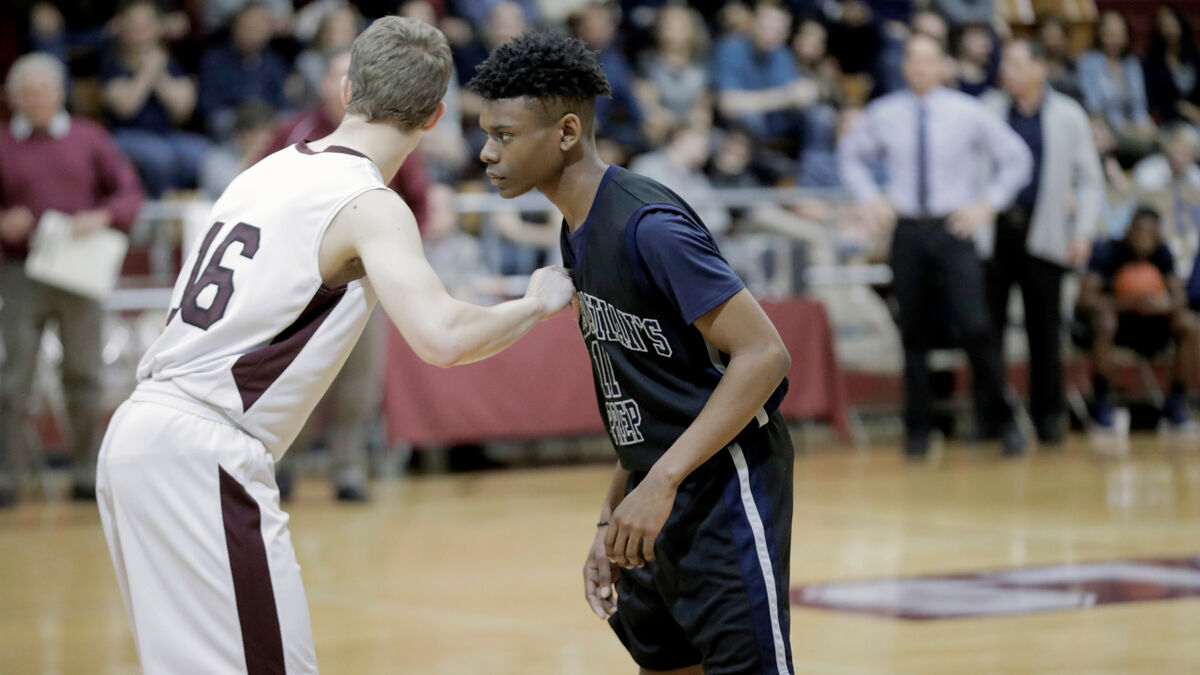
left=604, top=470, right=676, bottom=568
left=948, top=201, right=994, bottom=239
left=0, top=207, right=35, bottom=245
left=584, top=528, right=619, bottom=619
left=525, top=265, right=575, bottom=319
left=72, top=209, right=112, bottom=237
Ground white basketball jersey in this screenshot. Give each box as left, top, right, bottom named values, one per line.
left=137, top=142, right=390, bottom=459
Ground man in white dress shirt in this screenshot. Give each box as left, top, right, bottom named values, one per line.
left=839, top=34, right=1033, bottom=457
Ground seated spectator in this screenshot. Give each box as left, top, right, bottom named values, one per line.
left=793, top=15, right=843, bottom=108
left=630, top=123, right=730, bottom=236
left=1078, top=9, right=1155, bottom=149
left=451, top=1, right=528, bottom=89
left=26, top=1, right=163, bottom=73
left=1132, top=122, right=1200, bottom=191
left=1038, top=14, right=1083, bottom=103
left=1143, top=4, right=1200, bottom=127
left=294, top=4, right=361, bottom=107
left=451, top=0, right=528, bottom=141
left=910, top=9, right=949, bottom=47
left=423, top=183, right=488, bottom=297
left=932, top=0, right=992, bottom=28
left=635, top=5, right=712, bottom=147
left=953, top=23, right=994, bottom=96
left=203, top=0, right=292, bottom=36
left=899, top=9, right=951, bottom=92
left=868, top=0, right=918, bottom=96
left=826, top=0, right=882, bottom=89
left=1092, top=114, right=1137, bottom=238
left=100, top=0, right=210, bottom=197
left=714, top=1, right=815, bottom=153
left=257, top=50, right=431, bottom=229
left=1076, top=206, right=1198, bottom=431
left=791, top=17, right=842, bottom=186
left=198, top=2, right=291, bottom=140
left=709, top=125, right=837, bottom=263
left=399, top=0, right=469, bottom=183
left=0, top=53, right=144, bottom=508
left=450, top=0, right=538, bottom=34
left=199, top=100, right=276, bottom=199
left=535, top=0, right=591, bottom=28
left=572, top=3, right=646, bottom=152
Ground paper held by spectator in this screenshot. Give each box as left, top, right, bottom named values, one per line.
left=25, top=210, right=128, bottom=301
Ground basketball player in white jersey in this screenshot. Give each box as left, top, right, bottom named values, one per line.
left=96, top=17, right=575, bottom=674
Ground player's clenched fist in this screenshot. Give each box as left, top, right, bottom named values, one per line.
left=525, top=265, right=576, bottom=318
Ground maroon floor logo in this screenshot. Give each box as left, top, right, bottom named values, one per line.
left=792, top=556, right=1200, bottom=620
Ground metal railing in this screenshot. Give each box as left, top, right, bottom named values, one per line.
left=106, top=186, right=886, bottom=312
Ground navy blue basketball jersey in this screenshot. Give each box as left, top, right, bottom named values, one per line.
left=560, top=166, right=788, bottom=472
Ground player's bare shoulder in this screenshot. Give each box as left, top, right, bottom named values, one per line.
left=318, top=187, right=419, bottom=286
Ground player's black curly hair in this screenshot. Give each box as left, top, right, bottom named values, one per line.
left=467, top=31, right=612, bottom=102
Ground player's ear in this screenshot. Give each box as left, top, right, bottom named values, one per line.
left=559, top=113, right=582, bottom=152
left=341, top=75, right=352, bottom=106
left=420, top=102, right=447, bottom=132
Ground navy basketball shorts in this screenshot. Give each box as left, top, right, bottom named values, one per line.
left=609, top=410, right=794, bottom=674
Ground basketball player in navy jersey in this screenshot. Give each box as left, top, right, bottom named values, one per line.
left=470, top=33, right=796, bottom=674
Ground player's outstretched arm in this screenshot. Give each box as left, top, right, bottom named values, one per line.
left=322, top=188, right=575, bottom=367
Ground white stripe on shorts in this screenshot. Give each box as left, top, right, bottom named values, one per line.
left=729, top=443, right=790, bottom=674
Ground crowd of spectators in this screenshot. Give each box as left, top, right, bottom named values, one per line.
left=3, top=2, right=1196, bottom=234
left=4, top=0, right=1200, bottom=488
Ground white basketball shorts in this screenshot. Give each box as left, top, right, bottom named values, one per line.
left=97, top=385, right=319, bottom=674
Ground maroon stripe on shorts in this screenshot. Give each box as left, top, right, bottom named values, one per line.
left=219, top=466, right=285, bottom=675
left=231, top=284, right=346, bottom=411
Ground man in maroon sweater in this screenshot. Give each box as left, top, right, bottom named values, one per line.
left=0, top=53, right=144, bottom=507
left=258, top=48, right=433, bottom=501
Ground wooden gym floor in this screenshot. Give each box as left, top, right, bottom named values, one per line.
left=3, top=432, right=1200, bottom=674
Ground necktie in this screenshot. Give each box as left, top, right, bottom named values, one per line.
left=917, top=100, right=929, bottom=215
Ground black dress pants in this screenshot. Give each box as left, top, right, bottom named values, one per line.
left=986, top=210, right=1065, bottom=440
left=890, top=218, right=1012, bottom=442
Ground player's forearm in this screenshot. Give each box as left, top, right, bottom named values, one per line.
left=598, top=461, right=629, bottom=520
left=649, top=343, right=790, bottom=488
left=438, top=296, right=547, bottom=366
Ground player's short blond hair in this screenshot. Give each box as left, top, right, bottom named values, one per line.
left=346, top=16, right=452, bottom=130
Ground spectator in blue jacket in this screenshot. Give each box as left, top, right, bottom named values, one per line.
left=198, top=2, right=290, bottom=140
left=572, top=3, right=645, bottom=152
left=713, top=1, right=815, bottom=152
